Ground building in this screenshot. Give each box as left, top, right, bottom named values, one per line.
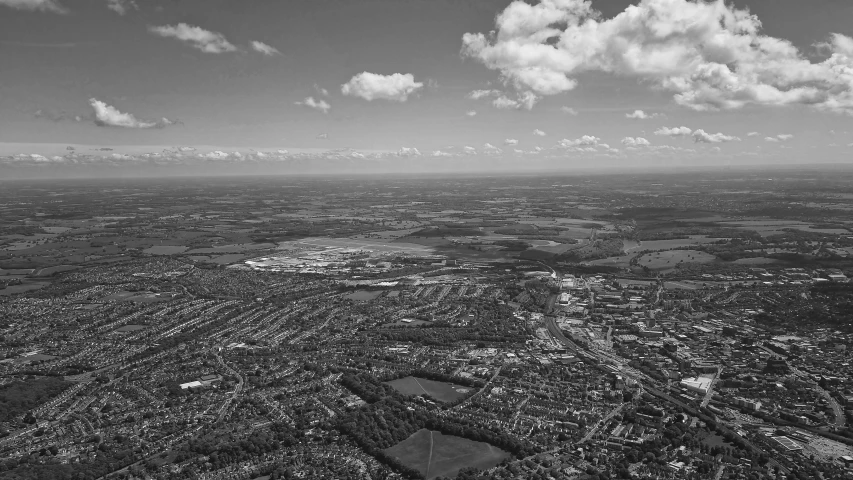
left=680, top=376, right=713, bottom=395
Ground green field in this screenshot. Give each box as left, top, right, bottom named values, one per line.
left=636, top=250, right=717, bottom=272
left=384, top=376, right=471, bottom=403
left=384, top=429, right=510, bottom=480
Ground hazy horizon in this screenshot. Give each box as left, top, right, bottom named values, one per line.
left=2, top=0, right=853, bottom=177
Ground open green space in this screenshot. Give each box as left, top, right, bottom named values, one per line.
left=384, top=429, right=510, bottom=480
left=384, top=376, right=471, bottom=403
left=345, top=290, right=384, bottom=301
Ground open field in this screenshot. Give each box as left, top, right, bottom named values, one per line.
left=288, top=237, right=435, bottom=254
left=384, top=429, right=510, bottom=480
left=635, top=250, right=718, bottom=272
left=384, top=376, right=471, bottom=403
left=638, top=236, right=721, bottom=250
left=143, top=246, right=189, bottom=255
left=0, top=282, right=48, bottom=296
left=345, top=290, right=384, bottom=301
left=115, top=324, right=147, bottom=332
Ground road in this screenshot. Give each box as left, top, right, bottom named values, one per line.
left=214, top=349, right=244, bottom=423
left=453, top=365, right=502, bottom=410
left=579, top=403, right=626, bottom=444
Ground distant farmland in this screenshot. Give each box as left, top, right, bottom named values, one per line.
left=384, top=429, right=510, bottom=480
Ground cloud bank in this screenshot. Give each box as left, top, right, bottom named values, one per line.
left=461, top=0, right=853, bottom=114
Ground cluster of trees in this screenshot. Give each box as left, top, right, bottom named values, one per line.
left=0, top=377, right=71, bottom=423
left=337, top=374, right=537, bottom=478
left=180, top=422, right=298, bottom=470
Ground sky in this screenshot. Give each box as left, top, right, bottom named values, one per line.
left=1, top=0, right=853, bottom=177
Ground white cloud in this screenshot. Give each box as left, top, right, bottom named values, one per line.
left=483, top=143, right=502, bottom=153
left=558, top=135, right=600, bottom=148
left=341, top=72, right=423, bottom=101
left=504, top=138, right=519, bottom=146
left=654, top=126, right=692, bottom=137
left=250, top=41, right=280, bottom=56
left=625, top=110, right=661, bottom=120
left=560, top=106, right=578, bottom=115
left=461, top=0, right=853, bottom=114
left=89, top=98, right=175, bottom=129
left=431, top=150, right=453, bottom=157
left=396, top=147, right=422, bottom=157
left=692, top=129, right=740, bottom=143
left=466, top=110, right=477, bottom=117
left=316, top=133, right=328, bottom=139
left=314, top=84, right=329, bottom=96
left=463, top=146, right=477, bottom=155
left=764, top=134, right=792, bottom=142
left=533, top=129, right=546, bottom=136
left=621, top=137, right=650, bottom=147
left=467, top=89, right=501, bottom=100
left=492, top=91, right=539, bottom=110
left=0, top=0, right=66, bottom=13
left=747, top=132, right=760, bottom=137
left=106, top=0, right=136, bottom=15
left=148, top=24, right=237, bottom=54
left=295, top=97, right=331, bottom=114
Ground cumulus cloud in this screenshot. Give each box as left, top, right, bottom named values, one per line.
left=431, top=150, right=453, bottom=157
left=316, top=133, right=329, bottom=139
left=765, top=134, right=793, bottom=143
left=533, top=129, right=546, bottom=136
left=466, top=110, right=477, bottom=117
left=295, top=96, right=331, bottom=114
left=747, top=132, right=760, bottom=137
left=558, top=135, right=600, bottom=148
left=621, top=137, right=650, bottom=147
left=250, top=41, right=280, bottom=56
left=492, top=91, right=539, bottom=110
left=396, top=147, right=422, bottom=157
left=463, top=146, right=477, bottom=155
left=560, top=106, right=578, bottom=115
left=625, top=110, right=661, bottom=120
left=341, top=72, right=423, bottom=101
left=148, top=23, right=237, bottom=53
left=654, top=126, right=692, bottom=137
left=0, top=0, right=66, bottom=13
left=504, top=138, right=519, bottom=146
left=467, top=89, right=501, bottom=100
left=461, top=0, right=853, bottom=114
left=106, top=0, right=136, bottom=15
left=314, top=84, right=329, bottom=96
left=483, top=143, right=502, bottom=153
left=89, top=98, right=176, bottom=129
left=692, top=129, right=740, bottom=143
